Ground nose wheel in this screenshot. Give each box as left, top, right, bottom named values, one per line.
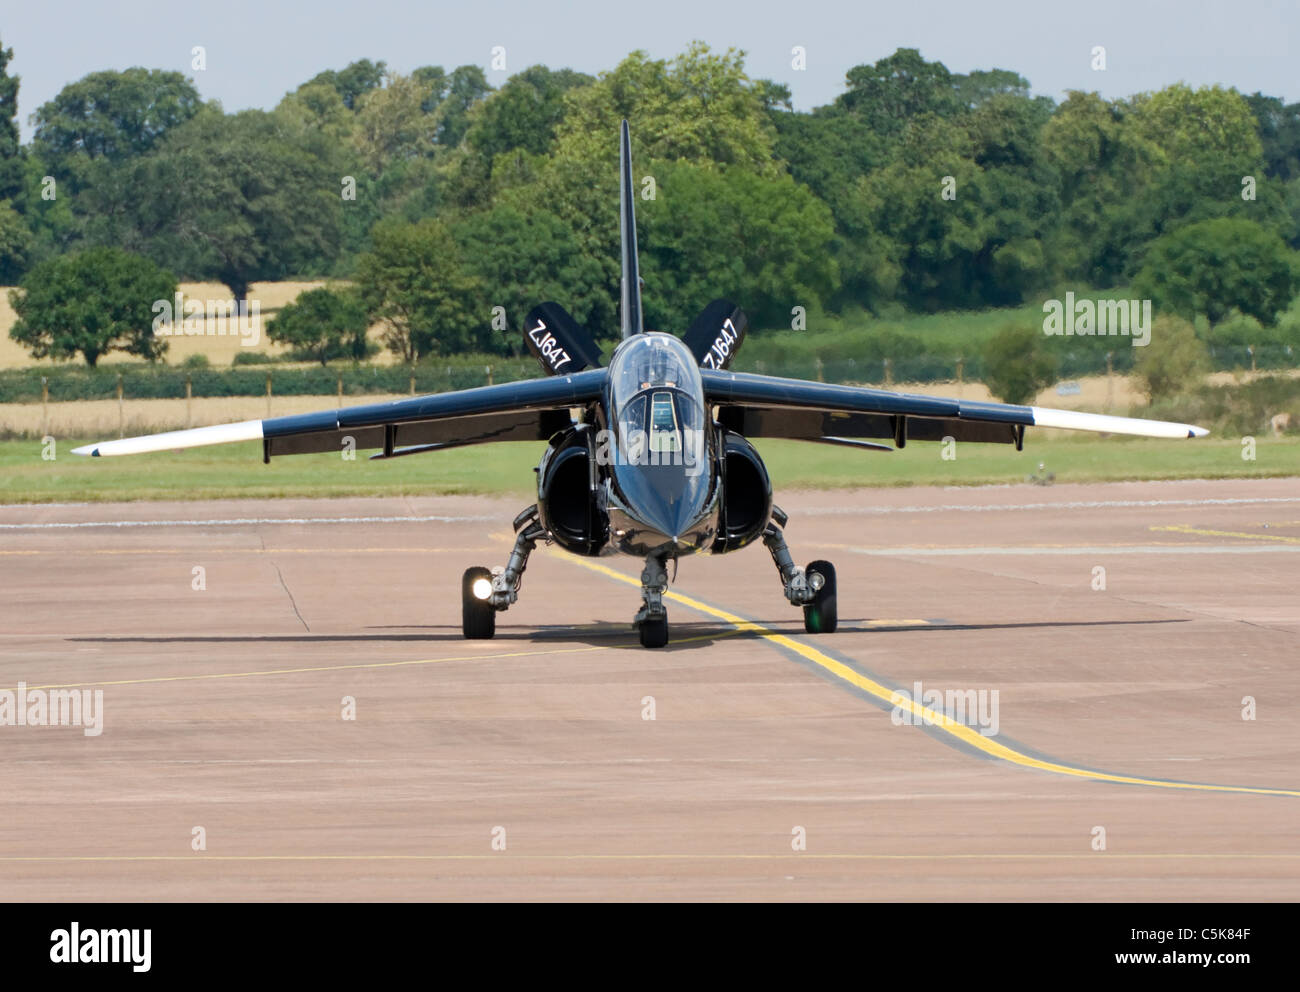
left=639, top=614, right=669, bottom=648
left=634, top=552, right=670, bottom=648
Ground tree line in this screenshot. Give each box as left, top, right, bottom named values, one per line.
left=1, top=39, right=1298, bottom=368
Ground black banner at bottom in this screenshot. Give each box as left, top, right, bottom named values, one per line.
left=0, top=902, right=1284, bottom=980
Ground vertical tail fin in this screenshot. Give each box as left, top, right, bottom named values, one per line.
left=618, top=119, right=643, bottom=339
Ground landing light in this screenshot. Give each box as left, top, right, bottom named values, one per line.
left=472, top=578, right=494, bottom=600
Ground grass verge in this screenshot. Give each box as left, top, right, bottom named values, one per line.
left=2, top=434, right=1296, bottom=504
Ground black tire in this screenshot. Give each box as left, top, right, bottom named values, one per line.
left=803, top=560, right=837, bottom=634
left=462, top=566, right=496, bottom=639
left=639, top=615, right=669, bottom=649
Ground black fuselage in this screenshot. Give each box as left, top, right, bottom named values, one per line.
left=601, top=333, right=721, bottom=558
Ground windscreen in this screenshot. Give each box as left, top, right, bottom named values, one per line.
left=610, top=335, right=707, bottom=469
left=606, top=335, right=712, bottom=536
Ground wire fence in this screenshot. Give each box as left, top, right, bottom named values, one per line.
left=1, top=345, right=1295, bottom=408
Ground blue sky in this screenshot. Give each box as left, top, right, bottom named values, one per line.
left=3, top=0, right=1295, bottom=139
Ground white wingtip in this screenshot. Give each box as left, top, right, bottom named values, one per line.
left=71, top=420, right=264, bottom=457
left=1030, top=407, right=1209, bottom=439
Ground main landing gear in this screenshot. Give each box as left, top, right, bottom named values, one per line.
left=462, top=504, right=544, bottom=640
left=762, top=506, right=837, bottom=634
left=462, top=503, right=837, bottom=645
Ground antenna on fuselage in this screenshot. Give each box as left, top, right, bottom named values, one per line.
left=619, top=119, right=643, bottom=339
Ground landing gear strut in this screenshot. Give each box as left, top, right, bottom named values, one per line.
left=762, top=505, right=838, bottom=634
left=461, top=504, right=545, bottom=639
left=634, top=553, right=670, bottom=648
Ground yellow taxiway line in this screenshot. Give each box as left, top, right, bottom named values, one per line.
left=564, top=556, right=1300, bottom=799
left=1151, top=524, right=1300, bottom=545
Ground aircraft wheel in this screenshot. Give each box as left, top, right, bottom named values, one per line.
left=462, top=566, right=496, bottom=639
left=803, top=560, right=837, bottom=634
left=639, top=615, right=669, bottom=649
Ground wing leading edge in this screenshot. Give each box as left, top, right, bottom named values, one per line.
left=72, top=368, right=609, bottom=458
left=701, top=369, right=1208, bottom=448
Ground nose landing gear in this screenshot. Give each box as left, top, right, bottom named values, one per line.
left=634, top=553, right=670, bottom=648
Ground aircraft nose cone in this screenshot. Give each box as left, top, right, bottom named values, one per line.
left=634, top=482, right=709, bottom=551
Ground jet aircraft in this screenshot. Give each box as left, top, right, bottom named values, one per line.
left=74, top=122, right=1208, bottom=647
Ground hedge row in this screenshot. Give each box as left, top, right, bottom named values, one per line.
left=735, top=345, right=1295, bottom=385
left=0, top=361, right=539, bottom=403
left=0, top=345, right=1294, bottom=403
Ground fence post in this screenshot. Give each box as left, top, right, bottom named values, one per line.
left=337, top=374, right=343, bottom=404
left=955, top=358, right=963, bottom=399
left=815, top=356, right=824, bottom=383
left=409, top=371, right=415, bottom=395
left=186, top=373, right=193, bottom=428
left=486, top=364, right=493, bottom=386
left=265, top=371, right=272, bottom=417
left=883, top=357, right=892, bottom=388
left=41, top=376, right=48, bottom=437
left=117, top=372, right=124, bottom=438
left=1249, top=345, right=1256, bottom=374
left=1105, top=351, right=1114, bottom=414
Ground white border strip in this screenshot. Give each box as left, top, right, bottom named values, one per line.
left=71, top=420, right=265, bottom=457
left=1030, top=406, right=1207, bottom=438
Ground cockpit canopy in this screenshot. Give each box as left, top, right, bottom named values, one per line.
left=610, top=333, right=705, bottom=413
left=609, top=334, right=707, bottom=461
left=604, top=334, right=714, bottom=546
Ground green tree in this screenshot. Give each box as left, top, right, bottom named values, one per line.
left=303, top=59, right=387, bottom=111
left=451, top=202, right=606, bottom=344
left=1134, top=315, right=1210, bottom=401
left=0, top=199, right=33, bottom=282
left=838, top=48, right=963, bottom=136
left=953, top=68, right=1033, bottom=109
left=31, top=68, right=202, bottom=173
left=1133, top=217, right=1299, bottom=325
left=1244, top=92, right=1300, bottom=181
left=1039, top=91, right=1148, bottom=284
left=355, top=218, right=485, bottom=361
left=639, top=161, right=839, bottom=330
left=412, top=66, right=449, bottom=111
left=516, top=43, right=780, bottom=331
left=352, top=72, right=438, bottom=172
left=85, top=108, right=344, bottom=301
left=981, top=324, right=1059, bottom=405
left=1129, top=84, right=1261, bottom=170
left=1116, top=85, right=1282, bottom=267
left=434, top=66, right=492, bottom=147
left=445, top=65, right=593, bottom=208
left=553, top=44, right=778, bottom=177
left=267, top=286, right=372, bottom=364
left=770, top=107, right=889, bottom=308
left=849, top=102, right=1057, bottom=310
left=8, top=247, right=176, bottom=365
left=0, top=35, right=21, bottom=202
left=465, top=65, right=592, bottom=161
left=275, top=81, right=357, bottom=145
